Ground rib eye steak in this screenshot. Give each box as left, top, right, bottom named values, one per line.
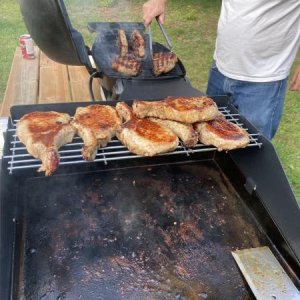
left=117, top=29, right=128, bottom=57
left=112, top=53, right=141, bottom=76
left=153, top=52, right=178, bottom=76
left=130, top=29, right=145, bottom=58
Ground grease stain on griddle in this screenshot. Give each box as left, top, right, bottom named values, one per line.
left=19, top=161, right=265, bottom=299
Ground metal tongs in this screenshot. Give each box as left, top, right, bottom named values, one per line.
left=155, top=17, right=173, bottom=52
left=148, top=17, right=174, bottom=58
left=148, top=24, right=153, bottom=58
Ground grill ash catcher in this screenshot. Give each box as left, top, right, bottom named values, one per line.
left=0, top=0, right=300, bottom=299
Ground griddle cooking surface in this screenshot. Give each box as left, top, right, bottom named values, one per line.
left=18, top=161, right=268, bottom=299
left=92, top=29, right=185, bottom=79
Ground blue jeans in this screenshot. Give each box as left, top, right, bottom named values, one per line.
left=206, top=61, right=288, bottom=139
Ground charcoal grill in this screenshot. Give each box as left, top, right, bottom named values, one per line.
left=88, top=22, right=186, bottom=81
left=1, top=1, right=299, bottom=299
left=18, top=0, right=188, bottom=100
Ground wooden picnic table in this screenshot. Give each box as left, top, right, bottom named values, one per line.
left=0, top=47, right=102, bottom=117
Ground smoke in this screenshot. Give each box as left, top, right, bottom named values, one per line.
left=64, top=0, right=143, bottom=45
left=65, top=0, right=141, bottom=23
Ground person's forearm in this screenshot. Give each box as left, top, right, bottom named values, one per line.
left=143, top=0, right=167, bottom=27
left=290, top=64, right=300, bottom=91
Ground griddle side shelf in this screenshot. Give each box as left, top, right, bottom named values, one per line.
left=229, top=137, right=300, bottom=266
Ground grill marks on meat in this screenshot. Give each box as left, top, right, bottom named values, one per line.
left=153, top=52, right=178, bottom=76
left=115, top=29, right=179, bottom=77
left=113, top=29, right=144, bottom=76
left=16, top=111, right=76, bottom=176
left=133, top=96, right=220, bottom=124
left=117, top=29, right=128, bottom=57
left=116, top=102, right=179, bottom=156
left=130, top=29, right=145, bottom=58
left=195, top=116, right=250, bottom=151
left=148, top=118, right=198, bottom=148
left=72, top=105, right=121, bottom=161
left=112, top=54, right=141, bottom=76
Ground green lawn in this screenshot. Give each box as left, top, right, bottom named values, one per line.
left=1, top=0, right=299, bottom=201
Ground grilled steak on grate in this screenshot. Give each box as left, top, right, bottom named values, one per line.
left=195, top=116, right=250, bottom=151
left=16, top=111, right=76, bottom=176
left=116, top=102, right=179, bottom=156
left=117, top=29, right=128, bottom=56
left=153, top=52, right=178, bottom=76
left=148, top=118, right=198, bottom=148
left=130, top=29, right=145, bottom=58
left=112, top=53, right=141, bottom=76
left=133, top=96, right=220, bottom=124
left=72, top=105, right=121, bottom=161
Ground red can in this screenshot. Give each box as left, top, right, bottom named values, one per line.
left=19, top=34, right=35, bottom=59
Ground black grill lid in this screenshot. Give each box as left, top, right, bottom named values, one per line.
left=19, top=0, right=92, bottom=70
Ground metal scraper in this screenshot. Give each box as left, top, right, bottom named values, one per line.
left=232, top=246, right=300, bottom=300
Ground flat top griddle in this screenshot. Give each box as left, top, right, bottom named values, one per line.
left=91, top=22, right=185, bottom=79
left=2, top=97, right=300, bottom=300
left=18, top=160, right=267, bottom=299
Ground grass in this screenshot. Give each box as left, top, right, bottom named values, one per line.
left=1, top=0, right=299, bottom=201
left=0, top=0, right=26, bottom=97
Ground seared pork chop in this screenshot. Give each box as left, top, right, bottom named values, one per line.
left=148, top=118, right=198, bottom=148
left=112, top=53, right=141, bottom=76
left=133, top=96, right=220, bottom=124
left=117, top=29, right=128, bottom=56
left=153, top=52, right=177, bottom=76
left=195, top=116, right=250, bottom=151
left=116, top=102, right=178, bottom=156
left=72, top=105, right=121, bottom=161
left=16, top=111, right=76, bottom=176
left=130, top=29, right=145, bottom=58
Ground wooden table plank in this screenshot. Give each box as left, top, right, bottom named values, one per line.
left=39, top=52, right=71, bottom=103
left=67, top=66, right=102, bottom=102
left=0, top=47, right=40, bottom=117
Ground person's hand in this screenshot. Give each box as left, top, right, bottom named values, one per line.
left=143, top=0, right=167, bottom=27
left=289, top=64, right=300, bottom=91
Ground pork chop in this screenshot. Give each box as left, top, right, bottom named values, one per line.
left=148, top=118, right=198, bottom=148
left=130, top=29, right=145, bottom=58
left=112, top=53, right=141, bottom=76
left=16, top=111, right=76, bottom=176
left=153, top=52, right=177, bottom=76
left=116, top=102, right=179, bottom=156
left=72, top=105, right=121, bottom=161
left=195, top=116, right=250, bottom=151
left=133, top=96, right=220, bottom=123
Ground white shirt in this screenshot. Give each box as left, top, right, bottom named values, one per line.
left=214, top=0, right=300, bottom=82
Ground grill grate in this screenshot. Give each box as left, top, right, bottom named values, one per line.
left=3, top=107, right=262, bottom=174
left=92, top=30, right=185, bottom=80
